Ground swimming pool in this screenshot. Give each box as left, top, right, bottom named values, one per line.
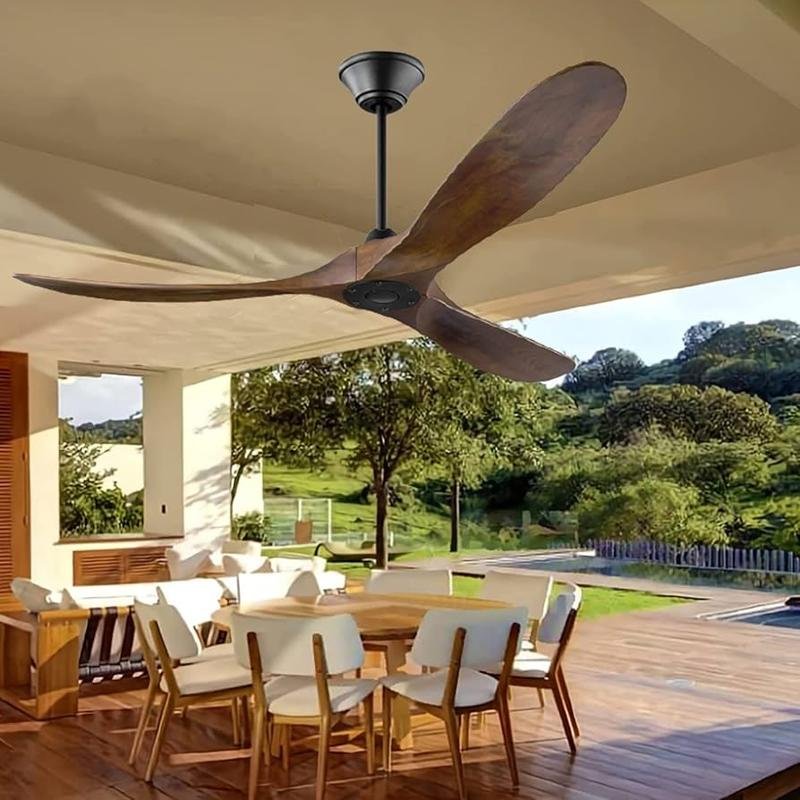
left=711, top=602, right=800, bottom=629
left=485, top=553, right=800, bottom=592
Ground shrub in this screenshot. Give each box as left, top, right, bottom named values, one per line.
left=232, top=512, right=272, bottom=543
left=575, top=477, right=727, bottom=546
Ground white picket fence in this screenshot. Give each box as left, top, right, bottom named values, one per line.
left=588, top=538, right=800, bottom=575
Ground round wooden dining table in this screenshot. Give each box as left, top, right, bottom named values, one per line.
left=211, top=591, right=511, bottom=749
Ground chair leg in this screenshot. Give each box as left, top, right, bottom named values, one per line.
left=557, top=669, right=579, bottom=737
left=231, top=699, right=242, bottom=746
left=315, top=718, right=332, bottom=800
left=264, top=712, right=272, bottom=769
left=443, top=711, right=467, bottom=800
left=382, top=687, right=393, bottom=774
left=248, top=702, right=266, bottom=800
left=129, top=677, right=158, bottom=765
left=496, top=694, right=519, bottom=787
left=460, top=712, right=470, bottom=751
left=144, top=694, right=175, bottom=782
left=241, top=696, right=252, bottom=745
left=281, top=724, right=291, bottom=775
left=550, top=681, right=577, bottom=754
left=364, top=693, right=375, bottom=775
left=536, top=687, right=546, bottom=708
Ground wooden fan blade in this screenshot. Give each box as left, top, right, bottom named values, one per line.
left=368, top=62, right=626, bottom=281
left=14, top=249, right=357, bottom=302
left=395, top=294, right=574, bottom=382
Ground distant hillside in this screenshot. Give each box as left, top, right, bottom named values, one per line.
left=61, top=416, right=142, bottom=444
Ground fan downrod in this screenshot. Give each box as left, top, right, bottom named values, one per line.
left=339, top=51, right=425, bottom=242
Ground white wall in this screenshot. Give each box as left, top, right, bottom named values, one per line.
left=27, top=356, right=70, bottom=588
left=93, top=443, right=143, bottom=495
left=89, top=441, right=262, bottom=517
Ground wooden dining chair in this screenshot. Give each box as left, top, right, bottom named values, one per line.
left=128, top=598, right=243, bottom=766
left=484, top=584, right=582, bottom=754
left=237, top=570, right=322, bottom=612
left=480, top=570, right=552, bottom=646
left=139, top=600, right=253, bottom=782
left=380, top=606, right=527, bottom=800
left=231, top=612, right=378, bottom=800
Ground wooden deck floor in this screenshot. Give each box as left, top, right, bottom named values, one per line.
left=2, top=599, right=800, bottom=800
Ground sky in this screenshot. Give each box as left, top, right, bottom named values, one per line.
left=59, top=265, right=800, bottom=425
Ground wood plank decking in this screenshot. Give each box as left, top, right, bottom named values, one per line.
left=1, top=598, right=799, bottom=800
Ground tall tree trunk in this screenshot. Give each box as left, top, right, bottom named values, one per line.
left=230, top=462, right=245, bottom=511
left=449, top=477, right=461, bottom=553
left=375, top=480, right=389, bottom=569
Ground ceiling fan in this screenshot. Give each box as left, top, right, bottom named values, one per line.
left=15, top=53, right=626, bottom=382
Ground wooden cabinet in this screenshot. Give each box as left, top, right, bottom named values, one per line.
left=72, top=546, right=170, bottom=585
left=0, top=352, right=30, bottom=607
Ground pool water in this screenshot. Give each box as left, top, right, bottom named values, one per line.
left=501, top=555, right=800, bottom=592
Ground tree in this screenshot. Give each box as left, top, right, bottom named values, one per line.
left=427, top=361, right=546, bottom=552
left=575, top=477, right=727, bottom=546
left=59, top=430, right=143, bottom=535
left=231, top=361, right=345, bottom=506
left=563, top=348, right=644, bottom=393
left=336, top=341, right=454, bottom=568
left=599, top=385, right=777, bottom=445
left=680, top=321, right=725, bottom=360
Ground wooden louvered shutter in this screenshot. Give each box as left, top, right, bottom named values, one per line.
left=0, top=351, right=30, bottom=607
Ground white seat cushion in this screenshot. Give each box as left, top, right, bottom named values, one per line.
left=183, top=642, right=235, bottom=663
left=162, top=656, right=252, bottom=695
left=481, top=651, right=552, bottom=679
left=265, top=675, right=376, bottom=717
left=381, top=668, right=498, bottom=708
left=509, top=652, right=551, bottom=678
left=317, top=571, right=347, bottom=592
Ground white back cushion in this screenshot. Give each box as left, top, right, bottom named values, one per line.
left=223, top=539, right=262, bottom=557
left=232, top=612, right=363, bottom=675
left=222, top=553, right=269, bottom=576
left=480, top=570, right=552, bottom=622
left=538, top=586, right=582, bottom=644
left=237, top=571, right=321, bottom=612
left=156, top=579, right=224, bottom=629
left=134, top=599, right=202, bottom=661
left=366, top=568, right=451, bottom=596
left=10, top=578, right=62, bottom=612
left=165, top=545, right=213, bottom=580
left=269, top=556, right=326, bottom=574
left=410, top=606, right=528, bottom=669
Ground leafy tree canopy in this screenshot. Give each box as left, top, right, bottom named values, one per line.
left=598, top=384, right=777, bottom=445
left=563, top=348, right=644, bottom=394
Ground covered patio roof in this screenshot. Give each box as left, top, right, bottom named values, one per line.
left=2, top=0, right=800, bottom=371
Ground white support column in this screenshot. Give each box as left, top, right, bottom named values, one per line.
left=143, top=370, right=232, bottom=549
left=27, top=356, right=70, bottom=588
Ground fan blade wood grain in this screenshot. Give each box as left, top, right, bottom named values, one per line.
left=14, top=249, right=357, bottom=302
left=392, top=294, right=575, bottom=382
left=368, top=61, right=626, bottom=281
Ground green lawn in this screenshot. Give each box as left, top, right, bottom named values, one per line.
left=262, top=545, right=688, bottom=620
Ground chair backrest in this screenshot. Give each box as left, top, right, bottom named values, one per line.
left=410, top=606, right=528, bottom=669
left=165, top=544, right=213, bottom=580
left=222, top=553, right=269, bottom=576
left=232, top=612, right=363, bottom=676
left=237, top=570, right=321, bottom=612
left=537, top=584, right=582, bottom=646
left=223, top=539, right=262, bottom=557
left=156, top=579, right=224, bottom=630
left=480, top=570, right=553, bottom=623
left=133, top=598, right=202, bottom=661
left=269, top=555, right=326, bottom=574
left=365, top=568, right=452, bottom=596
